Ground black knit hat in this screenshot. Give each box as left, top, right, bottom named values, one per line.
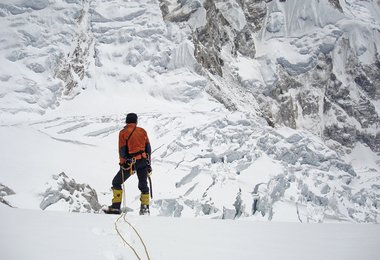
left=126, top=113, right=138, bottom=124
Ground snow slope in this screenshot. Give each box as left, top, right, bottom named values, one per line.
left=1, top=204, right=380, bottom=260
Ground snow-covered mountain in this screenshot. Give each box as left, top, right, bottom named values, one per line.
left=164, top=0, right=380, bottom=153
left=0, top=0, right=379, bottom=225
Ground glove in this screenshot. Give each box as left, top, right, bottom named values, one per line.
left=147, top=165, right=152, bottom=176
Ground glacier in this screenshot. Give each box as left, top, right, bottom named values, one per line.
left=1, top=0, right=380, bottom=259
left=0, top=0, right=379, bottom=224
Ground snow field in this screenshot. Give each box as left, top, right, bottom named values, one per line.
left=1, top=203, right=380, bottom=260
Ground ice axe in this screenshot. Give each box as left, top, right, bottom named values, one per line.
left=147, top=153, right=154, bottom=199
left=148, top=174, right=153, bottom=199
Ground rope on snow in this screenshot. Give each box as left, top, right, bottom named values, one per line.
left=114, top=168, right=151, bottom=260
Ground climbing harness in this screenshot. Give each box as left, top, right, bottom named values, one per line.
left=121, top=157, right=137, bottom=176
left=114, top=167, right=151, bottom=260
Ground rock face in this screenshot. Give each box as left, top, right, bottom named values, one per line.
left=160, top=0, right=380, bottom=154
left=192, top=0, right=231, bottom=77
left=160, top=0, right=256, bottom=78
left=40, top=172, right=101, bottom=213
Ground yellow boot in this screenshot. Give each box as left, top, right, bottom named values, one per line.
left=112, top=188, right=123, bottom=205
left=139, top=193, right=150, bottom=215
left=103, top=188, right=122, bottom=214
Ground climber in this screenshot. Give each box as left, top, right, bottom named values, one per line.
left=103, top=113, right=152, bottom=215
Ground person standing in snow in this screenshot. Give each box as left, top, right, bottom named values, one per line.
left=104, top=113, right=152, bottom=215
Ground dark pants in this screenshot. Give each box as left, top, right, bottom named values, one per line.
left=112, top=158, right=149, bottom=194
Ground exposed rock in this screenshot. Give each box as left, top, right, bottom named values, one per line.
left=323, top=38, right=380, bottom=152
left=328, top=0, right=343, bottom=12
left=158, top=0, right=170, bottom=18
left=192, top=0, right=229, bottom=77
left=257, top=37, right=380, bottom=153
left=236, top=0, right=268, bottom=32
left=234, top=27, right=255, bottom=58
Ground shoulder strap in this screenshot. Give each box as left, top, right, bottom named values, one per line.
left=126, top=126, right=137, bottom=143
left=125, top=126, right=137, bottom=159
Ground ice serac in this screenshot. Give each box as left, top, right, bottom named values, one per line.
left=40, top=172, right=101, bottom=213
left=54, top=0, right=94, bottom=99
left=0, top=183, right=15, bottom=207
left=0, top=0, right=89, bottom=114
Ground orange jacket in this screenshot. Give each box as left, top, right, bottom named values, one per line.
left=119, top=123, right=151, bottom=164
